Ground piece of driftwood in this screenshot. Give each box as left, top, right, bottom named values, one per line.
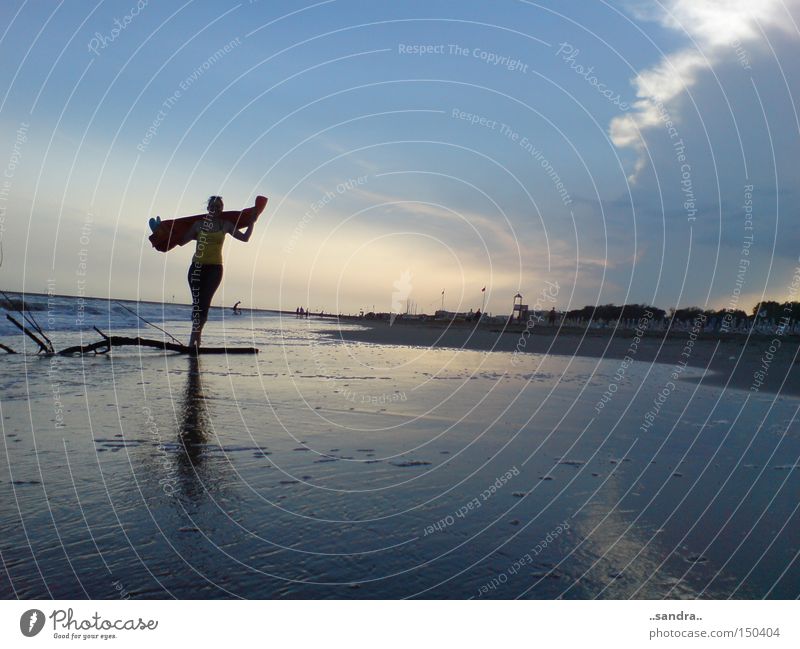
left=1, top=290, right=54, bottom=351
left=6, top=314, right=50, bottom=353
left=58, top=335, right=258, bottom=356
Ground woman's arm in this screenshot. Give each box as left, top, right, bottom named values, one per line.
left=228, top=220, right=255, bottom=242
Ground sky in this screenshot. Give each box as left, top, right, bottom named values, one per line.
left=0, top=0, right=798, bottom=316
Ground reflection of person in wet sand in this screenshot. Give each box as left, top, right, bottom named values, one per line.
left=165, top=357, right=235, bottom=504
left=179, top=356, right=209, bottom=469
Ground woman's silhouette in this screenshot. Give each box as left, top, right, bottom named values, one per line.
left=180, top=196, right=257, bottom=351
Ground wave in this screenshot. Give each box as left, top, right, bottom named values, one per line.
left=2, top=298, right=47, bottom=312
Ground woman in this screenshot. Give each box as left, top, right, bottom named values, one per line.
left=180, top=196, right=256, bottom=351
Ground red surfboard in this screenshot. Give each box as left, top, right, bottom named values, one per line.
left=148, top=195, right=268, bottom=252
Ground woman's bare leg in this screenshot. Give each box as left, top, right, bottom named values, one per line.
left=189, top=314, right=208, bottom=350
left=188, top=264, right=222, bottom=352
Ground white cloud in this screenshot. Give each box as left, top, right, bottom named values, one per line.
left=612, top=0, right=800, bottom=180
left=660, top=0, right=796, bottom=47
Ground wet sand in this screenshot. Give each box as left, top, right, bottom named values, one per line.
left=2, top=314, right=799, bottom=599
left=323, top=320, right=800, bottom=397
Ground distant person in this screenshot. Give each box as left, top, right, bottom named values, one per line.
left=179, top=196, right=258, bottom=351
left=232, top=300, right=242, bottom=315
left=296, top=307, right=300, bottom=317
left=299, top=307, right=305, bottom=317
left=548, top=307, right=556, bottom=326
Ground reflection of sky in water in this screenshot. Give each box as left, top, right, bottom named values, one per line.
left=1, top=313, right=798, bottom=598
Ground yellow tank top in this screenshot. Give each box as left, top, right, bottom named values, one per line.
left=193, top=228, right=225, bottom=265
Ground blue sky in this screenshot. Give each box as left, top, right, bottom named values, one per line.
left=0, top=0, right=798, bottom=315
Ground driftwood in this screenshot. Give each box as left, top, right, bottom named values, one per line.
left=1, top=290, right=54, bottom=352
left=3, top=302, right=257, bottom=356
left=58, top=335, right=258, bottom=356
left=6, top=314, right=51, bottom=353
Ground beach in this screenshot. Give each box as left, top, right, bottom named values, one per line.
left=1, top=298, right=799, bottom=599
left=324, top=319, right=800, bottom=397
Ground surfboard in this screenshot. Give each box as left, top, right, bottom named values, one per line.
left=148, top=195, right=268, bottom=252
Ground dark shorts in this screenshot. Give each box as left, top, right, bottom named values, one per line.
left=187, top=262, right=223, bottom=331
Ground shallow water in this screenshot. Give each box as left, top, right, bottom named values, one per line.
left=1, top=302, right=799, bottom=599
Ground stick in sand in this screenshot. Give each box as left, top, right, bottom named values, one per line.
left=114, top=301, right=182, bottom=345
left=6, top=314, right=50, bottom=354
left=21, top=308, right=52, bottom=352
left=1, top=290, right=54, bottom=352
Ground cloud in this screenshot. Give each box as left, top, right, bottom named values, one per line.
left=353, top=187, right=524, bottom=258
left=657, top=0, right=796, bottom=47
left=612, top=0, right=800, bottom=180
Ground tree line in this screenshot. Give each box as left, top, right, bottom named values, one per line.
left=559, top=301, right=800, bottom=328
